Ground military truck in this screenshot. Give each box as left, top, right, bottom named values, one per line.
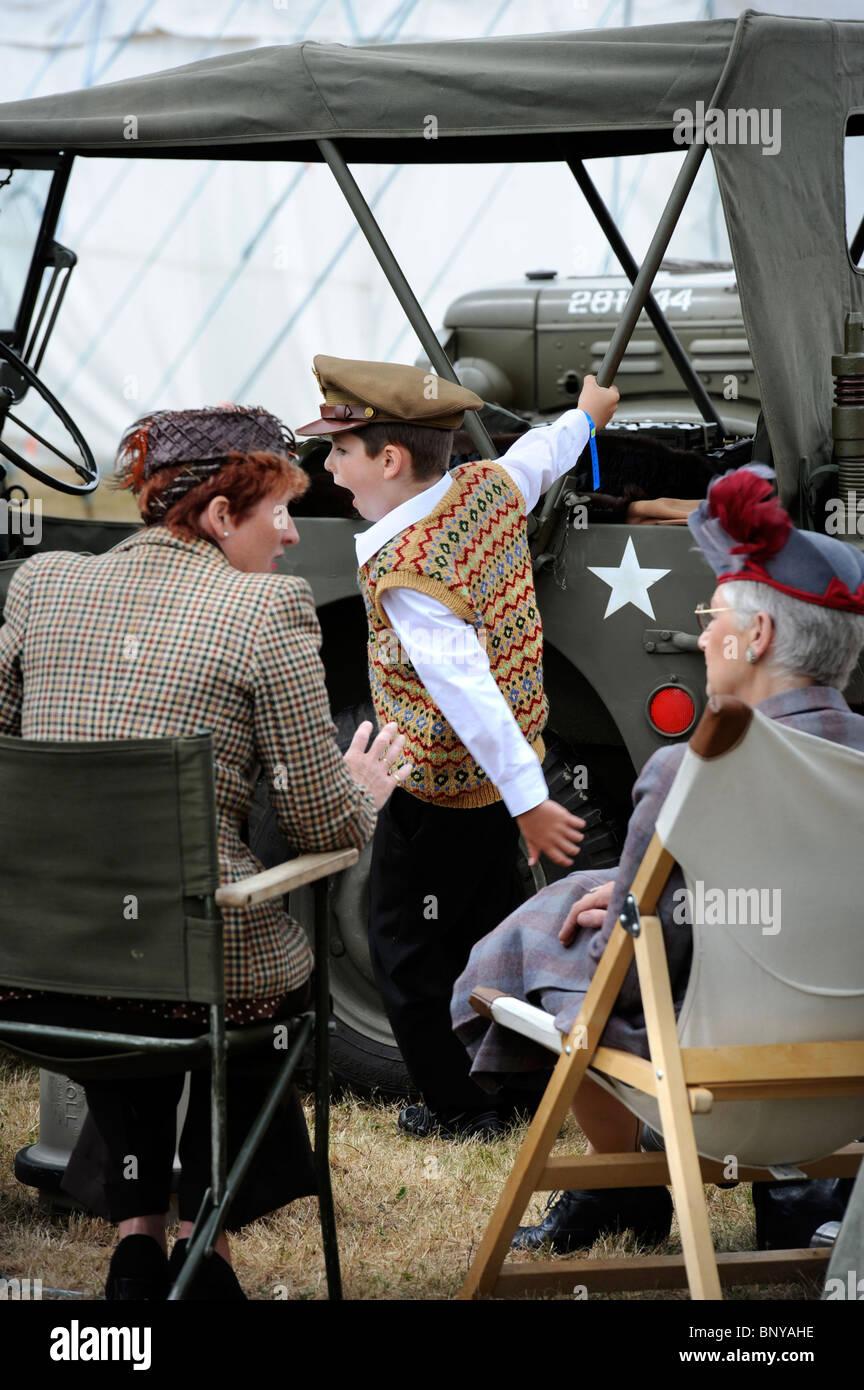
left=270, top=262, right=762, bottom=1091
left=436, top=262, right=758, bottom=435
left=1, top=14, right=863, bottom=1113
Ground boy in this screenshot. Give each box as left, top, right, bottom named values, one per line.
left=296, top=356, right=619, bottom=1138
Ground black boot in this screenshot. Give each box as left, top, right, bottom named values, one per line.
left=167, top=1239, right=247, bottom=1300
left=104, top=1234, right=170, bottom=1301
left=511, top=1185, right=673, bottom=1253
left=752, top=1178, right=853, bottom=1251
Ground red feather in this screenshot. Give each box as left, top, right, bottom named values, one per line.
left=709, top=469, right=791, bottom=560
left=116, top=424, right=151, bottom=490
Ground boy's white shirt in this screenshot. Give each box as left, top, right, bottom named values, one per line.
left=354, top=408, right=591, bottom=817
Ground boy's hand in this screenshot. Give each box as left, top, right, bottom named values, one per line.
left=517, top=799, right=585, bottom=868
left=559, top=880, right=616, bottom=946
left=344, top=720, right=413, bottom=811
left=577, top=374, right=619, bottom=430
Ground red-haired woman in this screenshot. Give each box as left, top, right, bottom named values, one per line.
left=0, top=406, right=409, bottom=1298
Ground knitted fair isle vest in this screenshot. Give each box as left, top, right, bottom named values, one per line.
left=358, top=460, right=547, bottom=808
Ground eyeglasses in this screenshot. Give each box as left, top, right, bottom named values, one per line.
left=694, top=602, right=734, bottom=631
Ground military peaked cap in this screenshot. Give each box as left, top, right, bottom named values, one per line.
left=295, top=354, right=484, bottom=436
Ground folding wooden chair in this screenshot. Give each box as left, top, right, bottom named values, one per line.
left=460, top=696, right=864, bottom=1300
left=0, top=731, right=356, bottom=1300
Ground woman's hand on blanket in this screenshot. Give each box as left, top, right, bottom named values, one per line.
left=559, top=880, right=616, bottom=945
left=517, top=799, right=585, bottom=868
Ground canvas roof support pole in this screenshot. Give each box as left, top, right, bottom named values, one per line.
left=850, top=212, right=864, bottom=268
left=12, top=154, right=73, bottom=360
left=533, top=139, right=708, bottom=558
left=317, top=136, right=498, bottom=461
left=567, top=156, right=724, bottom=433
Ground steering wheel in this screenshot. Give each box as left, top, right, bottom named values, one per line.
left=0, top=339, right=99, bottom=495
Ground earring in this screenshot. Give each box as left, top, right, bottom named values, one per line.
left=223, top=531, right=229, bottom=537
left=745, top=647, right=757, bottom=664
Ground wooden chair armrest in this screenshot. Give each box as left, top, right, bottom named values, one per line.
left=469, top=988, right=565, bottom=1055
left=469, top=987, right=511, bottom=1019
left=215, top=848, right=359, bottom=909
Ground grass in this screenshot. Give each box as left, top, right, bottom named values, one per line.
left=0, top=1053, right=820, bottom=1301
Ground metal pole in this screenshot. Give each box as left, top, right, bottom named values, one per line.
left=314, top=874, right=342, bottom=1300
left=568, top=156, right=724, bottom=432
left=593, top=139, right=709, bottom=389
left=534, top=139, right=709, bottom=553
left=317, top=137, right=498, bottom=461
left=851, top=211, right=864, bottom=268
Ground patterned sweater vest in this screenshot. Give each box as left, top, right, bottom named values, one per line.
left=358, top=460, right=547, bottom=807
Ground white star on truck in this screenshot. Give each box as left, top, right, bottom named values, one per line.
left=588, top=537, right=670, bottom=619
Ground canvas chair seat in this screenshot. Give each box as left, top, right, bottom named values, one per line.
left=0, top=732, right=355, bottom=1300
left=591, top=709, right=864, bottom=1167
left=2, top=1015, right=287, bottom=1080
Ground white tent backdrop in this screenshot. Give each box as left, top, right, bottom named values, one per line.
left=0, top=0, right=851, bottom=510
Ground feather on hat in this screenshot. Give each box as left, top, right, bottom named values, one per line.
left=688, top=464, right=864, bottom=614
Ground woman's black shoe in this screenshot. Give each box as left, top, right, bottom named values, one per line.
left=511, top=1184, right=673, bottom=1253
left=168, top=1238, right=247, bottom=1300
left=104, top=1234, right=170, bottom=1301
left=398, top=1103, right=507, bottom=1141
left=752, top=1177, right=853, bottom=1250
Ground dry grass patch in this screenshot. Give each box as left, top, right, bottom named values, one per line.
left=0, top=1056, right=818, bottom=1300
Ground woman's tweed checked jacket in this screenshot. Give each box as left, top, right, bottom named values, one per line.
left=0, top=526, right=377, bottom=998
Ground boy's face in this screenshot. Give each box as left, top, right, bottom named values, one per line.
left=324, top=431, right=393, bottom=521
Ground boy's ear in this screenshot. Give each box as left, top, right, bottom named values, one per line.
left=381, top=442, right=413, bottom=479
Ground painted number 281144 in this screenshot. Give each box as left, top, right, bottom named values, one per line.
left=566, top=287, right=693, bottom=314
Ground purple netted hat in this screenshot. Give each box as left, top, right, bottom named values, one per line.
left=688, top=464, right=864, bottom=615
left=117, top=405, right=295, bottom=480
left=115, top=405, right=297, bottom=519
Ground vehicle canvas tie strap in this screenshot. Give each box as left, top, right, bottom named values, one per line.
left=582, top=410, right=600, bottom=490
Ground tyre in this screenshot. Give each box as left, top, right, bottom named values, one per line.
left=538, top=733, right=623, bottom=884
left=248, top=699, right=415, bottom=1097
left=247, top=707, right=620, bottom=1096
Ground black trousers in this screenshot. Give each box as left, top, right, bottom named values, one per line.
left=0, top=987, right=316, bottom=1230
left=368, top=789, right=522, bottom=1114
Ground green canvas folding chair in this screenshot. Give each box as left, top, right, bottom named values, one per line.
left=460, top=697, right=864, bottom=1300
left=0, top=730, right=356, bottom=1301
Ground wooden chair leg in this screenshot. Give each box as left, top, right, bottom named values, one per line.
left=460, top=833, right=679, bottom=1300
left=460, top=1037, right=590, bottom=1298
left=460, top=923, right=637, bottom=1299
left=632, top=914, right=722, bottom=1300
left=313, top=877, right=342, bottom=1301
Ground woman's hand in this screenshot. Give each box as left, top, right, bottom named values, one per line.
left=343, top=720, right=413, bottom=811
left=559, top=880, right=616, bottom=946
left=517, top=799, right=585, bottom=868
left=626, top=497, right=700, bottom=526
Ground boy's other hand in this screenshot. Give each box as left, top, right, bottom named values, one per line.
left=577, top=374, right=619, bottom=430
left=517, top=799, right=585, bottom=868
left=559, top=880, right=616, bottom=946
left=344, top=720, right=412, bottom=811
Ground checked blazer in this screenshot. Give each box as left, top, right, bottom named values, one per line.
left=0, top=525, right=377, bottom=998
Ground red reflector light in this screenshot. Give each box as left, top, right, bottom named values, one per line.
left=648, top=687, right=695, bottom=736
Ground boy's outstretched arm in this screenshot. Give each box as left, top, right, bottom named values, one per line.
left=498, top=374, right=620, bottom=513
